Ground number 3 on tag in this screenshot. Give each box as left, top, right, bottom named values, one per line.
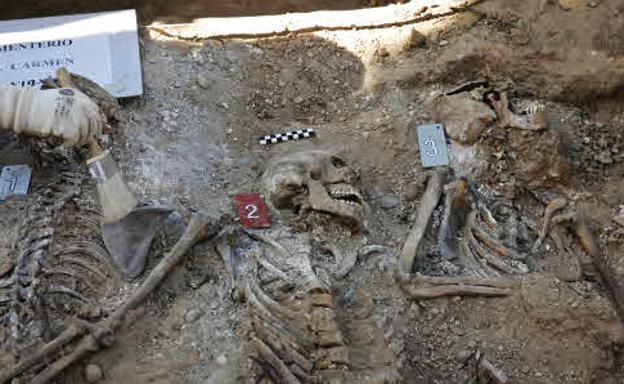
left=234, top=193, right=271, bottom=228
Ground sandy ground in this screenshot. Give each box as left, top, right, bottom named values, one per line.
left=3, top=0, right=624, bottom=383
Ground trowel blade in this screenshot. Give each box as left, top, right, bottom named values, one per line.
left=102, top=205, right=180, bottom=279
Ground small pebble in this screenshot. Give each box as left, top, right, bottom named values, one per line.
left=596, top=150, right=613, bottom=164
left=216, top=354, right=228, bottom=366
left=85, top=363, right=103, bottom=383
left=185, top=308, right=203, bottom=323
left=380, top=195, right=400, bottom=209
left=522, top=366, right=531, bottom=374
left=196, top=74, right=210, bottom=89
left=294, top=96, right=304, bottom=104
left=439, top=40, right=448, bottom=47
left=455, top=349, right=473, bottom=363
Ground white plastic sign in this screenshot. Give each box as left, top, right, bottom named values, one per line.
left=0, top=10, right=143, bottom=97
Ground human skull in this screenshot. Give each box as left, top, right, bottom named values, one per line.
left=261, top=150, right=364, bottom=229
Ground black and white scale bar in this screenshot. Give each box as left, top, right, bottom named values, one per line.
left=259, top=128, right=316, bottom=145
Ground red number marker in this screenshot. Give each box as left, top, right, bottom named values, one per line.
left=234, top=193, right=271, bottom=228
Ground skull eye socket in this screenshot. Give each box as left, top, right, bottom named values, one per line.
left=331, top=156, right=346, bottom=168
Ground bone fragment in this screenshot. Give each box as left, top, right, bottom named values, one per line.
left=358, top=245, right=389, bottom=258
left=251, top=316, right=313, bottom=373
left=250, top=280, right=300, bottom=320
left=401, top=284, right=515, bottom=299
left=251, top=336, right=301, bottom=384
left=471, top=223, right=524, bottom=260
left=458, top=237, right=492, bottom=277
left=15, top=212, right=220, bottom=384
left=0, top=322, right=86, bottom=383
left=533, top=196, right=568, bottom=251
left=246, top=286, right=311, bottom=349
left=488, top=93, right=547, bottom=131
left=400, top=273, right=517, bottom=299
left=468, top=228, right=523, bottom=275
left=320, top=242, right=358, bottom=279
left=47, top=285, right=88, bottom=303
left=551, top=207, right=624, bottom=320
left=477, top=356, right=508, bottom=384
left=411, top=273, right=518, bottom=288
left=572, top=211, right=624, bottom=320
left=398, top=171, right=445, bottom=275
left=331, top=246, right=359, bottom=279
left=458, top=211, right=500, bottom=277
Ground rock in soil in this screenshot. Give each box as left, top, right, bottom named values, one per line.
left=84, top=364, right=103, bottom=383
left=185, top=308, right=204, bottom=323
left=435, top=94, right=496, bottom=145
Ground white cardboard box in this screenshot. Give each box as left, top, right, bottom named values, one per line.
left=0, top=9, right=143, bottom=97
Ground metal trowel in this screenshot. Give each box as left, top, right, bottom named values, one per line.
left=87, top=141, right=181, bottom=279
left=55, top=67, right=180, bottom=279
left=102, top=205, right=181, bottom=279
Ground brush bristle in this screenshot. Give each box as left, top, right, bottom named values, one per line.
left=96, top=172, right=138, bottom=223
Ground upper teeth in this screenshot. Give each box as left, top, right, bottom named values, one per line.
left=327, top=184, right=362, bottom=202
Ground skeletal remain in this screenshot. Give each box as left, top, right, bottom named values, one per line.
left=0, top=213, right=222, bottom=384
left=532, top=197, right=597, bottom=257
left=488, top=92, right=547, bottom=131
left=400, top=273, right=517, bottom=298
left=0, top=169, right=118, bottom=382
left=0, top=169, right=107, bottom=353
left=476, top=352, right=508, bottom=384
left=532, top=197, right=624, bottom=320
left=358, top=245, right=392, bottom=271
left=533, top=196, right=568, bottom=251
left=261, top=150, right=365, bottom=231
left=1, top=70, right=126, bottom=382
left=397, top=174, right=527, bottom=299
left=320, top=242, right=364, bottom=279
left=212, top=149, right=399, bottom=382
left=217, top=227, right=354, bottom=382
left=398, top=171, right=445, bottom=276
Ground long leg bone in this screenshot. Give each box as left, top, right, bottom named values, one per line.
left=0, top=322, right=87, bottom=383
left=401, top=273, right=518, bottom=299
left=396, top=173, right=521, bottom=298
left=0, top=212, right=221, bottom=384
left=398, top=171, right=445, bottom=276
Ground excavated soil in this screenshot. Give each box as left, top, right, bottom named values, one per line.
left=2, top=0, right=624, bottom=383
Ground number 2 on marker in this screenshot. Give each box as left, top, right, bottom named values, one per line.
left=234, top=192, right=271, bottom=228
left=245, top=204, right=260, bottom=219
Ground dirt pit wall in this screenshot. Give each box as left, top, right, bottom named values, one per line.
left=0, top=0, right=397, bottom=23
